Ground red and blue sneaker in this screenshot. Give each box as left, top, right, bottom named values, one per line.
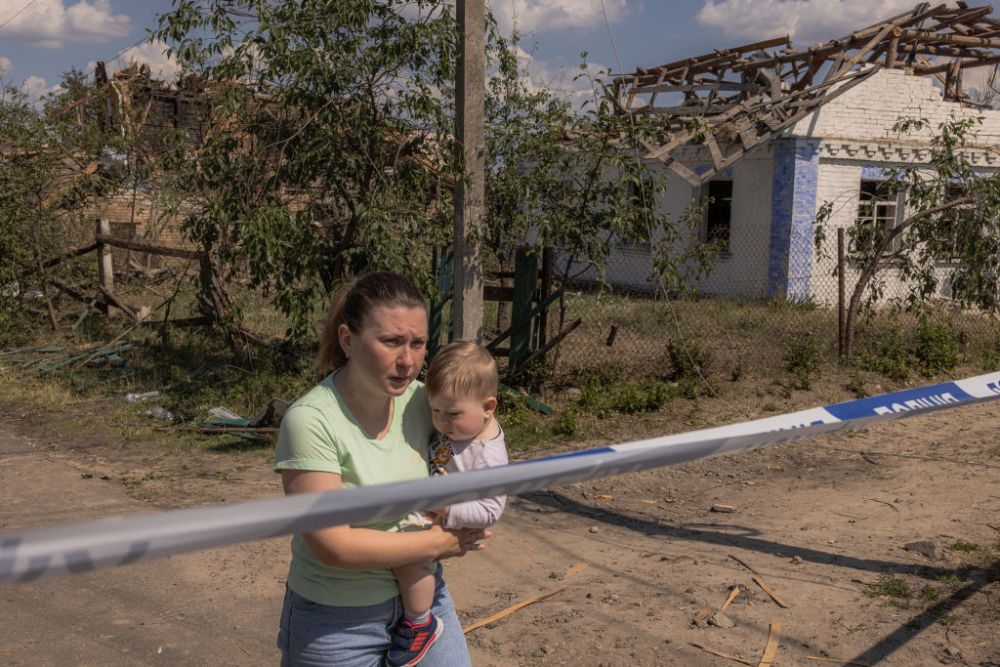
left=386, top=614, right=444, bottom=667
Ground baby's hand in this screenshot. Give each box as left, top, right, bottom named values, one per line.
left=429, top=506, right=451, bottom=523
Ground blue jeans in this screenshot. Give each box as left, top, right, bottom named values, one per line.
left=277, top=566, right=472, bottom=667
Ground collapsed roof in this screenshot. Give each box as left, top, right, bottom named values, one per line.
left=613, top=2, right=1000, bottom=184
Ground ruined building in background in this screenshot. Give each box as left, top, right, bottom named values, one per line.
left=594, top=2, right=1000, bottom=304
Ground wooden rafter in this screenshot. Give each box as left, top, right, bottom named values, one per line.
left=615, top=3, right=1000, bottom=183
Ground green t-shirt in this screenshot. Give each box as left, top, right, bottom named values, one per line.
left=274, top=373, right=433, bottom=606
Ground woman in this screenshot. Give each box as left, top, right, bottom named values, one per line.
left=275, top=272, right=487, bottom=666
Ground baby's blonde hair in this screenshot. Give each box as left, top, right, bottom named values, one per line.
left=426, top=342, right=499, bottom=400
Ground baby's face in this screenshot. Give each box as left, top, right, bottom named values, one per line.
left=429, top=390, right=493, bottom=441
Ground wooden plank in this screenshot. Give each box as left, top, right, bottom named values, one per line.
left=899, top=28, right=1000, bottom=48
left=689, top=642, right=755, bottom=666
left=463, top=588, right=564, bottom=634
left=752, top=575, right=790, bottom=608
left=704, top=131, right=725, bottom=169
left=633, top=81, right=761, bottom=94
left=757, top=620, right=782, bottom=667
left=667, top=159, right=703, bottom=186
left=509, top=249, right=537, bottom=369
left=719, top=585, right=741, bottom=612
left=95, top=235, right=203, bottom=260
left=510, top=318, right=581, bottom=375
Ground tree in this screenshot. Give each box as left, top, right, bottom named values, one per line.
left=484, top=38, right=712, bottom=295
left=155, top=0, right=460, bottom=340
left=154, top=2, right=715, bottom=345
left=816, top=115, right=1000, bottom=360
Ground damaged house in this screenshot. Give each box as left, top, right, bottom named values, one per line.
left=594, top=2, right=1000, bottom=304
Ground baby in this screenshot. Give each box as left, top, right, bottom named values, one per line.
left=387, top=341, right=509, bottom=667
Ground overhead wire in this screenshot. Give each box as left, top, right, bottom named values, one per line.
left=0, top=0, right=37, bottom=34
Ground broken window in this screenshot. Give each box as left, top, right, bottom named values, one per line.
left=855, top=180, right=900, bottom=255
left=702, top=179, right=732, bottom=252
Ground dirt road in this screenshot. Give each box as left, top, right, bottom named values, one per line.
left=3, top=400, right=1000, bottom=666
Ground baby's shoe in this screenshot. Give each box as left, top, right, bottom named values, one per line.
left=386, top=613, right=443, bottom=667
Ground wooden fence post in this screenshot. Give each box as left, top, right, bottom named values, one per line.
left=509, top=248, right=537, bottom=370
left=837, top=227, right=846, bottom=363
left=96, top=218, right=115, bottom=317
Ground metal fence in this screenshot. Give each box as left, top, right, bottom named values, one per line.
left=535, top=229, right=999, bottom=386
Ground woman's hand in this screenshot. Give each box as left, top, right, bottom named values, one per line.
left=428, top=524, right=490, bottom=559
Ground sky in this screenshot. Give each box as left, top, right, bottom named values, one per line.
left=0, top=0, right=979, bottom=104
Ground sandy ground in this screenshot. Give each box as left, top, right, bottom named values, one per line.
left=3, top=398, right=1000, bottom=666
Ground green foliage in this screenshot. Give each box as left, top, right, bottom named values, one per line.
left=156, top=0, right=461, bottom=339
left=577, top=371, right=675, bottom=416
left=496, top=390, right=549, bottom=451
left=846, top=370, right=868, bottom=398
left=866, top=573, right=912, bottom=602
left=914, top=317, right=959, bottom=377
left=815, top=115, right=1000, bottom=361
left=665, top=339, right=711, bottom=382
left=857, top=327, right=911, bottom=381
left=982, top=333, right=1000, bottom=372
left=784, top=334, right=821, bottom=390
left=948, top=540, right=980, bottom=552
left=552, top=407, right=579, bottom=437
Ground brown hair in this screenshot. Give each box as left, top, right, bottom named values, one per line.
left=426, top=341, right=499, bottom=400
left=315, top=272, right=426, bottom=373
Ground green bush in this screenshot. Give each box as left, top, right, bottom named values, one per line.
left=666, top=339, right=711, bottom=382
left=784, top=334, right=821, bottom=390
left=552, top=407, right=579, bottom=437
left=609, top=379, right=675, bottom=414
left=858, top=327, right=911, bottom=381
left=914, top=317, right=959, bottom=377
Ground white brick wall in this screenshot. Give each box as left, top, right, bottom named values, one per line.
left=790, top=67, right=1000, bottom=147
left=599, top=67, right=998, bottom=302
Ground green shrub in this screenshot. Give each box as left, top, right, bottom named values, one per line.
left=914, top=318, right=959, bottom=377
left=609, top=379, right=675, bottom=414
left=666, top=339, right=711, bottom=382
left=858, top=327, right=910, bottom=381
left=784, top=334, right=821, bottom=390
left=552, top=407, right=579, bottom=437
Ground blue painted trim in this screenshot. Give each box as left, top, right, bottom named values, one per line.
left=769, top=139, right=820, bottom=300
left=860, top=166, right=893, bottom=181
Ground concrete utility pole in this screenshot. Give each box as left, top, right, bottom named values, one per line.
left=452, top=0, right=485, bottom=343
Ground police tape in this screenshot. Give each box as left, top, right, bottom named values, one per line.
left=3, top=371, right=1000, bottom=584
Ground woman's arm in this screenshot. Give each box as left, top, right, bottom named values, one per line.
left=282, top=469, right=488, bottom=570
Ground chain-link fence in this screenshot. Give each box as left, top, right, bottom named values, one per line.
left=536, top=227, right=1000, bottom=386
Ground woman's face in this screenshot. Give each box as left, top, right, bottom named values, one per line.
left=340, top=305, right=428, bottom=398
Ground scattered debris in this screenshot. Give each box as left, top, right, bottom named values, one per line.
left=148, top=406, right=174, bottom=422
left=757, top=619, right=781, bottom=667
left=594, top=494, right=614, bottom=501
left=588, top=526, right=600, bottom=534
left=720, top=585, right=741, bottom=612
left=711, top=504, right=737, bottom=513
left=123, top=391, right=160, bottom=402
left=560, top=562, right=588, bottom=581
left=728, top=554, right=760, bottom=574
left=249, top=397, right=289, bottom=428
left=709, top=611, right=736, bottom=628
left=805, top=656, right=870, bottom=666
left=463, top=588, right=564, bottom=634
left=689, top=642, right=755, bottom=666
left=867, top=498, right=899, bottom=512
left=904, top=540, right=938, bottom=560
left=752, top=576, right=790, bottom=608
left=692, top=605, right=716, bottom=627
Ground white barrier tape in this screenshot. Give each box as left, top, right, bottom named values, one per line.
left=3, top=371, right=1000, bottom=584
